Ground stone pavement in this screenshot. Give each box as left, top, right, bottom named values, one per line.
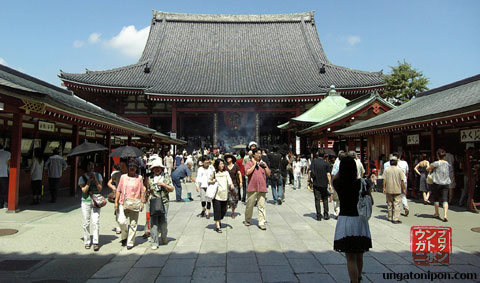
left=0, top=175, right=479, bottom=282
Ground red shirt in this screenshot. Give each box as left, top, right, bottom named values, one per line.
left=236, top=158, right=245, bottom=176
left=245, top=160, right=268, bottom=193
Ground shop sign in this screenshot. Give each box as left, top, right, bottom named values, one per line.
left=86, top=130, right=96, bottom=138
left=170, top=132, right=177, bottom=139
left=407, top=134, right=420, bottom=145
left=460, top=129, right=480, bottom=142
left=38, top=121, right=55, bottom=132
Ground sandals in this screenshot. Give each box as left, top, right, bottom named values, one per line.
left=443, top=218, right=448, bottom=222
left=433, top=215, right=441, bottom=220
left=85, top=244, right=91, bottom=249
left=214, top=227, right=222, bottom=233
left=93, top=244, right=99, bottom=252
left=244, top=221, right=251, bottom=227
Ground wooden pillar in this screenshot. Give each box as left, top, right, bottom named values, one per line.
left=347, top=138, right=355, bottom=152
left=430, top=127, right=436, bottom=160
left=105, top=131, right=112, bottom=183
left=360, top=137, right=365, bottom=165
left=255, top=113, right=260, bottom=143
left=69, top=125, right=79, bottom=196
left=127, top=135, right=132, bottom=146
left=171, top=102, right=177, bottom=133
left=7, top=112, right=22, bottom=211
left=213, top=113, right=218, bottom=147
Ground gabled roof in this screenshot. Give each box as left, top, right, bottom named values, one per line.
left=336, top=74, right=480, bottom=135
left=0, top=64, right=184, bottom=145
left=299, top=92, right=395, bottom=134
left=60, top=11, right=385, bottom=97
left=278, top=86, right=349, bottom=130
left=291, top=88, right=350, bottom=123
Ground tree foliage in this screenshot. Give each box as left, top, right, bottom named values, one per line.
left=383, top=60, right=429, bottom=105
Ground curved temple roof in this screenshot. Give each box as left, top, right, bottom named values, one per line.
left=60, top=11, right=384, bottom=97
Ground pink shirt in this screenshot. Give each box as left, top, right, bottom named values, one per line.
left=245, top=160, right=268, bottom=193
left=117, top=174, right=145, bottom=205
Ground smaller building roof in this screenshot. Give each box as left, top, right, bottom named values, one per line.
left=278, top=86, right=349, bottom=130
left=336, top=74, right=480, bottom=135
left=0, top=64, right=185, bottom=145
left=299, top=92, right=395, bottom=134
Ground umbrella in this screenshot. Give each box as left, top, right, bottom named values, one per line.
left=324, top=149, right=336, bottom=156
left=67, top=140, right=108, bottom=157
left=232, top=144, right=247, bottom=149
left=109, top=146, right=144, bottom=158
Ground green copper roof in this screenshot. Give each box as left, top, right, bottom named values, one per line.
left=277, top=121, right=291, bottom=129
left=299, top=92, right=395, bottom=134
left=290, top=88, right=349, bottom=123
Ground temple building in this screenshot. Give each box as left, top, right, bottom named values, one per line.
left=60, top=11, right=385, bottom=151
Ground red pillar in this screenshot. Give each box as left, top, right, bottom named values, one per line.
left=69, top=125, right=79, bottom=196
left=171, top=102, right=177, bottom=133
left=8, top=112, right=22, bottom=211
left=430, top=127, right=436, bottom=160
left=105, top=131, right=112, bottom=182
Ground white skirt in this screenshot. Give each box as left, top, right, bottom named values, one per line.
left=334, top=215, right=372, bottom=253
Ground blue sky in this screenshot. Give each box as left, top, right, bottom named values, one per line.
left=0, top=0, right=478, bottom=89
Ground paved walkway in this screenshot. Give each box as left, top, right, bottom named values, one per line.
left=0, top=176, right=479, bottom=282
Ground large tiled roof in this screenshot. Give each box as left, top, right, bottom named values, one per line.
left=0, top=64, right=183, bottom=145
left=60, top=11, right=385, bottom=97
left=336, top=74, right=480, bottom=135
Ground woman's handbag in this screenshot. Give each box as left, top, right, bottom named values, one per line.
left=107, top=192, right=116, bottom=203
left=426, top=172, right=434, bottom=185
left=124, top=197, right=142, bottom=212
left=206, top=182, right=218, bottom=201
left=357, top=178, right=373, bottom=220
left=91, top=193, right=107, bottom=208
left=150, top=196, right=165, bottom=215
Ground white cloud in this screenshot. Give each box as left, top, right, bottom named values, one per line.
left=88, top=32, right=101, bottom=44
left=346, top=35, right=361, bottom=46
left=104, top=25, right=150, bottom=59
left=73, top=40, right=85, bottom=48
left=0, top=57, right=7, bottom=66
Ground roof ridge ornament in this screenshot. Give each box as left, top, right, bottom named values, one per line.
left=328, top=85, right=339, bottom=96
left=152, top=10, right=315, bottom=23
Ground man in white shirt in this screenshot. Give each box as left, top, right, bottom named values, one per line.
left=44, top=148, right=67, bottom=203
left=0, top=144, right=11, bottom=209
left=348, top=151, right=365, bottom=179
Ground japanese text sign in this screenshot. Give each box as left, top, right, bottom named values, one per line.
left=411, top=226, right=452, bottom=266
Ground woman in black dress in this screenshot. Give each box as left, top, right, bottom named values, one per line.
left=333, top=156, right=372, bottom=283
left=414, top=153, right=430, bottom=204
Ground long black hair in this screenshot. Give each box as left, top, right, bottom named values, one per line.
left=214, top=159, right=225, bottom=172
left=33, top=147, right=43, bottom=163
left=337, top=156, right=357, bottom=188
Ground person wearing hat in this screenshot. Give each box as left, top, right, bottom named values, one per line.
left=146, top=159, right=174, bottom=249
left=382, top=156, right=406, bottom=224
left=115, top=158, right=146, bottom=249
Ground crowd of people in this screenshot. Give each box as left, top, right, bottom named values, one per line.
left=1, top=138, right=477, bottom=283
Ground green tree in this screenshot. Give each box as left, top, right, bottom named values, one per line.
left=383, top=60, right=429, bottom=105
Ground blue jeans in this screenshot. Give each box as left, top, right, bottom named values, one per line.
left=172, top=177, right=182, bottom=201
left=294, top=175, right=301, bottom=190
left=150, top=203, right=168, bottom=246
left=270, top=172, right=283, bottom=201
